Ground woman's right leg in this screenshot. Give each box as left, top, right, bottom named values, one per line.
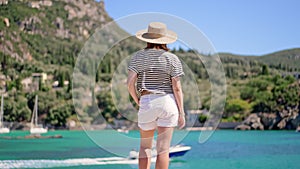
left=139, top=128, right=155, bottom=169
left=155, top=127, right=174, bottom=169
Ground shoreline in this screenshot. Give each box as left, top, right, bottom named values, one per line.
left=0, top=134, right=63, bottom=140
left=1, top=128, right=299, bottom=132
left=1, top=121, right=299, bottom=132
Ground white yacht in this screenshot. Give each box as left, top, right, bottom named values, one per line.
left=117, top=126, right=129, bottom=134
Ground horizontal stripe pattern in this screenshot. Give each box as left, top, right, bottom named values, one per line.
left=128, top=49, right=184, bottom=94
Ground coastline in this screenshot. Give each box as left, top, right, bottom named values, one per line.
left=1, top=120, right=299, bottom=132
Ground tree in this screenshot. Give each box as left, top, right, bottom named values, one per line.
left=58, top=71, right=65, bottom=87
left=0, top=53, right=8, bottom=75
left=4, top=95, right=31, bottom=122
left=240, top=86, right=255, bottom=101
left=261, top=64, right=269, bottom=75
left=247, top=79, right=269, bottom=91
left=96, top=90, right=118, bottom=123
left=224, top=99, right=251, bottom=120
left=46, top=102, right=73, bottom=127
left=252, top=91, right=274, bottom=113
left=198, top=114, right=208, bottom=123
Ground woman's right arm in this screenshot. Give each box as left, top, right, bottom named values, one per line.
left=172, top=76, right=185, bottom=129
left=127, top=70, right=139, bottom=106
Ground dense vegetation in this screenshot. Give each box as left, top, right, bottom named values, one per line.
left=0, top=0, right=299, bottom=129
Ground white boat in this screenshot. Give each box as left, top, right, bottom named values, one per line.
left=30, top=95, right=47, bottom=134
left=117, top=126, right=129, bottom=134
left=0, top=94, right=10, bottom=134
left=296, top=126, right=300, bottom=132
left=129, top=144, right=191, bottom=159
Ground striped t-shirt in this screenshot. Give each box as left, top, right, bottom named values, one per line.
left=128, top=48, right=184, bottom=94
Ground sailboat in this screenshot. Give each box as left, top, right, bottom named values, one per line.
left=30, top=95, right=47, bottom=134
left=0, top=94, right=10, bottom=133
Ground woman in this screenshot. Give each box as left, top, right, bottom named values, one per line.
left=127, top=22, right=185, bottom=169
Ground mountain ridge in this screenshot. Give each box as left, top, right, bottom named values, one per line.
left=217, top=48, right=300, bottom=71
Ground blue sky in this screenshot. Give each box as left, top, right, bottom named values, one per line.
left=102, top=0, right=300, bottom=55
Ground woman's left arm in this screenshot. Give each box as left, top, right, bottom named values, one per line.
left=127, top=70, right=139, bottom=106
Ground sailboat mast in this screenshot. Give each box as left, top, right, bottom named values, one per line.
left=35, top=95, right=38, bottom=126
left=30, top=95, right=38, bottom=128
left=0, top=94, right=3, bottom=127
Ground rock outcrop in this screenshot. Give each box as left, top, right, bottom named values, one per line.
left=235, top=124, right=251, bottom=130
left=235, top=113, right=264, bottom=130
left=54, top=17, right=70, bottom=38
left=235, top=104, right=300, bottom=130
left=28, top=0, right=53, bottom=9
left=18, top=16, right=42, bottom=34
left=3, top=17, right=9, bottom=27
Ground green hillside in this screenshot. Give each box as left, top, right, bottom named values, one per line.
left=219, top=48, right=300, bottom=72
left=0, top=0, right=299, bottom=130
left=254, top=48, right=300, bottom=71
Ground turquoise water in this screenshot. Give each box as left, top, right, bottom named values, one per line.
left=0, top=130, right=300, bottom=169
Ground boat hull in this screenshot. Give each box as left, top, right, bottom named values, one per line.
left=30, top=127, right=48, bottom=134
left=169, top=149, right=190, bottom=158
left=0, top=127, right=10, bottom=134
left=169, top=145, right=191, bottom=158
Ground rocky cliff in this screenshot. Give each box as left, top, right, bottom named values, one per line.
left=235, top=81, right=300, bottom=131
left=0, top=0, right=111, bottom=62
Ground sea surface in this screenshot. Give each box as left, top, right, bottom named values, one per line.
left=0, top=130, right=300, bottom=169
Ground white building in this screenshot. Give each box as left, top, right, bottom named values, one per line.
left=186, top=110, right=208, bottom=127
left=0, top=0, right=8, bottom=5
left=32, top=73, right=47, bottom=83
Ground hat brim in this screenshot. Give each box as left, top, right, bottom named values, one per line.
left=135, top=29, right=177, bottom=44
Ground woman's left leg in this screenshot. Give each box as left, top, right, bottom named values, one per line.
left=139, top=128, right=155, bottom=169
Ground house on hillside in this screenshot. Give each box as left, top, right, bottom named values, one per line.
left=32, top=73, right=47, bottom=83
left=52, top=80, right=69, bottom=88
left=0, top=0, right=8, bottom=5
left=21, top=73, right=48, bottom=92
left=21, top=77, right=33, bottom=92
left=0, top=74, right=5, bottom=86
left=0, top=74, right=6, bottom=93
left=295, top=73, right=300, bottom=79
left=282, top=72, right=300, bottom=80
left=186, top=110, right=208, bottom=127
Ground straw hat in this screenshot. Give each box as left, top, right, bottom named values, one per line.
left=135, top=22, right=177, bottom=44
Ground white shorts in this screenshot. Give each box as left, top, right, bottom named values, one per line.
left=138, top=94, right=179, bottom=131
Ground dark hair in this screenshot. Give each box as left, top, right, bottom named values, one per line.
left=145, top=43, right=169, bottom=51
